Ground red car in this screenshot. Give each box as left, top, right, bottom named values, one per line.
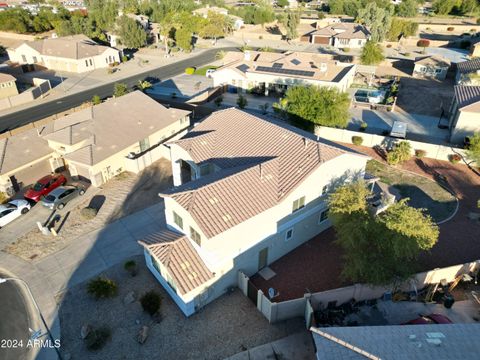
left=403, top=314, right=453, bottom=325
left=24, top=174, right=67, bottom=203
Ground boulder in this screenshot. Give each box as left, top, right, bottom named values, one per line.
left=123, top=291, right=136, bottom=305
left=80, top=324, right=92, bottom=339
left=137, top=326, right=149, bottom=344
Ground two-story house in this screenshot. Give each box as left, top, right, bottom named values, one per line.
left=140, top=108, right=369, bottom=316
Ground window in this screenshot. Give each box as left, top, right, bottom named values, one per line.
left=285, top=228, right=294, bottom=241
left=292, top=196, right=305, bottom=212
left=85, top=59, right=89, bottom=67
left=21, top=55, right=27, bottom=63
left=358, top=40, right=362, bottom=45
left=32, top=56, right=38, bottom=63
left=139, top=137, right=150, bottom=152
left=173, top=211, right=183, bottom=229
left=89, top=59, right=93, bottom=66
left=319, top=209, right=329, bottom=224
left=105, top=57, right=108, bottom=64
left=190, top=226, right=201, bottom=246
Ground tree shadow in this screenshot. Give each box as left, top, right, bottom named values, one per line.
left=413, top=158, right=455, bottom=196
left=88, top=195, right=106, bottom=212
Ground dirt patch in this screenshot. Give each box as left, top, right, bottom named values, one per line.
left=395, top=77, right=454, bottom=117
left=59, top=256, right=305, bottom=360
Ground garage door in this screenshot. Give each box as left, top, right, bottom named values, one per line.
left=73, top=164, right=92, bottom=183
left=10, top=159, right=52, bottom=191
left=314, top=36, right=330, bottom=44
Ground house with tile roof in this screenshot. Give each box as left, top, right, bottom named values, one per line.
left=303, top=22, right=370, bottom=49
left=211, top=51, right=356, bottom=95
left=0, top=73, right=18, bottom=99
left=0, top=91, right=191, bottom=194
left=7, top=34, right=121, bottom=73
left=455, top=58, right=480, bottom=86
left=139, top=108, right=369, bottom=316
left=447, top=85, right=480, bottom=143
left=413, top=55, right=451, bottom=80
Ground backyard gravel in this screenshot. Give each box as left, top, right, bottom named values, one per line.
left=58, top=256, right=305, bottom=360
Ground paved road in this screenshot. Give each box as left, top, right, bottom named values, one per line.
left=0, top=277, right=30, bottom=360
left=0, top=47, right=236, bottom=133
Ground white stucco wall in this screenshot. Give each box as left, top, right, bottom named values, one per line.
left=450, top=110, right=480, bottom=144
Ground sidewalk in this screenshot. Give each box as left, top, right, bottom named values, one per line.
left=0, top=201, right=166, bottom=359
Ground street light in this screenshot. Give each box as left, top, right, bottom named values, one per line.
left=0, top=277, right=62, bottom=360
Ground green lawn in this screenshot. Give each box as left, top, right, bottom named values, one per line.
left=366, top=160, right=457, bottom=223
left=193, top=66, right=219, bottom=76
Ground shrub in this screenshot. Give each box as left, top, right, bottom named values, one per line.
left=214, top=96, right=223, bottom=107
left=87, top=277, right=118, bottom=299
left=343, top=47, right=350, bottom=53
left=236, top=94, right=247, bottom=109
left=447, top=27, right=454, bottom=31
left=121, top=55, right=128, bottom=63
left=386, top=44, right=392, bottom=48
left=470, top=29, right=477, bottom=33
left=91, top=95, right=101, bottom=105
left=107, top=68, right=115, bottom=74
left=449, top=154, right=461, bottom=164
left=185, top=67, right=195, bottom=75
left=387, top=141, right=412, bottom=165
left=417, top=39, right=430, bottom=48
left=0, top=192, right=8, bottom=204
left=112, top=61, right=119, bottom=66
left=415, top=149, right=427, bottom=158
left=360, top=122, right=368, bottom=131
left=404, top=52, right=411, bottom=57
left=124, top=260, right=137, bottom=277
left=352, top=136, right=363, bottom=145
left=140, top=291, right=162, bottom=316
left=81, top=207, right=98, bottom=220
left=85, top=326, right=111, bottom=351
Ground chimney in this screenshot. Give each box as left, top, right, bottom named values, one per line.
left=244, top=50, right=251, bottom=61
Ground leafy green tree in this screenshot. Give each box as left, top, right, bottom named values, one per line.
left=395, top=0, right=417, bottom=17
left=113, top=82, right=129, bottom=97
left=117, top=15, right=147, bottom=49
left=199, top=12, right=232, bottom=43
left=386, top=141, right=412, bottom=165
left=328, top=0, right=360, bottom=17
left=357, top=2, right=392, bottom=42
left=276, top=85, right=351, bottom=128
left=0, top=9, right=33, bottom=33
left=360, top=41, right=385, bottom=65
left=237, top=94, right=247, bottom=109
left=175, top=27, right=193, bottom=51
left=329, top=182, right=439, bottom=285
left=387, top=18, right=418, bottom=41
left=85, top=0, right=118, bottom=31
left=432, top=0, right=456, bottom=15
left=459, top=0, right=479, bottom=15
left=276, top=0, right=290, bottom=7
left=281, top=10, right=300, bottom=41
left=467, top=133, right=480, bottom=167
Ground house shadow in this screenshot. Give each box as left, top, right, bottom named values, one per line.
left=413, top=158, right=455, bottom=196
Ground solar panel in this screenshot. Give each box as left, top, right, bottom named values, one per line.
left=236, top=64, right=250, bottom=73
left=255, top=66, right=315, bottom=77
left=272, top=62, right=283, bottom=68
left=291, top=59, right=301, bottom=65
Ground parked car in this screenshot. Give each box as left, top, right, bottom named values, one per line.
left=403, top=314, right=453, bottom=325
left=24, top=174, right=67, bottom=203
left=0, top=200, right=31, bottom=228
left=40, top=185, right=85, bottom=210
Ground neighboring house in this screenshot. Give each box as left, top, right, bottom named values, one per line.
left=211, top=51, right=356, bottom=94
left=0, top=91, right=191, bottom=194
left=455, top=58, right=480, bottom=85
left=7, top=35, right=121, bottom=73
left=413, top=55, right=450, bottom=80
left=193, top=5, right=244, bottom=30
left=311, top=324, right=480, bottom=359
left=0, top=73, right=18, bottom=99
left=303, top=23, right=370, bottom=48
left=140, top=108, right=369, bottom=316
left=448, top=85, right=480, bottom=143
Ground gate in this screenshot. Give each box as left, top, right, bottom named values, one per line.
left=247, top=280, right=258, bottom=306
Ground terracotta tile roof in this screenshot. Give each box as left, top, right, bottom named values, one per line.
left=454, top=85, right=480, bottom=110
left=139, top=229, right=213, bottom=295
left=162, top=108, right=365, bottom=238
left=457, top=58, right=480, bottom=74
left=309, top=22, right=370, bottom=40
left=0, top=73, right=15, bottom=83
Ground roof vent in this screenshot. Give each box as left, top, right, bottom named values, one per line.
left=320, top=63, right=327, bottom=73
left=244, top=50, right=251, bottom=61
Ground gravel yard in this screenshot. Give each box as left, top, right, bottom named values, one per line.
left=4, top=159, right=172, bottom=261
left=59, top=256, right=305, bottom=360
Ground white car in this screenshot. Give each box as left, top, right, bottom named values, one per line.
left=0, top=200, right=31, bottom=228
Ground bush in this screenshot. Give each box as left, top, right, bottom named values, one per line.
left=85, top=326, right=111, bottom=351
left=124, top=260, right=137, bottom=277
left=415, top=149, right=427, bottom=158
left=91, top=95, right=101, bottom=105
left=404, top=52, right=411, bottom=57
left=343, top=47, right=350, bottom=53
left=449, top=154, right=461, bottom=164
left=236, top=94, right=247, bottom=109
left=121, top=55, right=128, bottom=63
left=387, top=141, right=412, bottom=165
left=140, top=291, right=162, bottom=316
left=185, top=67, right=195, bottom=75
left=447, top=27, right=454, bottom=31
left=386, top=44, right=392, bottom=48
left=360, top=122, right=368, bottom=131
left=352, top=136, right=363, bottom=145
left=87, top=277, right=118, bottom=299
left=214, top=96, right=223, bottom=107
left=0, top=192, right=8, bottom=204
left=81, top=207, right=98, bottom=220
left=417, top=39, right=430, bottom=48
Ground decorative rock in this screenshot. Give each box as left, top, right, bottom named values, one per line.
left=80, top=324, right=91, bottom=339
left=123, top=291, right=136, bottom=305
left=137, top=326, right=149, bottom=344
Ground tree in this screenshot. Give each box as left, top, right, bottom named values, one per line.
left=329, top=182, right=439, bottom=285
left=395, top=0, right=417, bottom=17
left=387, top=18, right=418, bottom=41
left=459, top=0, right=479, bottom=15
left=214, top=95, right=223, bottom=107
left=417, top=39, right=430, bottom=53
left=237, top=94, right=247, bottom=109
left=137, top=80, right=152, bottom=92
left=175, top=27, right=193, bottom=51
left=281, top=10, right=300, bottom=41
left=360, top=41, right=385, bottom=65
left=276, top=85, right=351, bottom=128
left=117, top=15, right=147, bottom=49
left=386, top=141, right=412, bottom=165
left=198, top=12, right=232, bottom=44
left=432, top=0, right=456, bottom=15
left=467, top=133, right=480, bottom=167
left=113, top=83, right=128, bottom=97
left=276, top=0, right=290, bottom=7
left=357, top=2, right=392, bottom=42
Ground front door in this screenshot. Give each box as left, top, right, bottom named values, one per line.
left=258, top=247, right=268, bottom=271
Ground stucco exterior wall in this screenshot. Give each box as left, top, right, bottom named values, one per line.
left=0, top=80, right=18, bottom=99
left=450, top=110, right=480, bottom=143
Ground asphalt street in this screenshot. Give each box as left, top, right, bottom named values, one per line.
left=0, top=47, right=236, bottom=133
left=0, top=278, right=30, bottom=360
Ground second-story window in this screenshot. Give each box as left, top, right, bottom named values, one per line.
left=190, top=226, right=201, bottom=246
left=173, top=211, right=183, bottom=229
left=292, top=196, right=305, bottom=213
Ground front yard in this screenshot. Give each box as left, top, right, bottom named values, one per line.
left=59, top=256, right=304, bottom=360
left=366, top=160, right=457, bottom=223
